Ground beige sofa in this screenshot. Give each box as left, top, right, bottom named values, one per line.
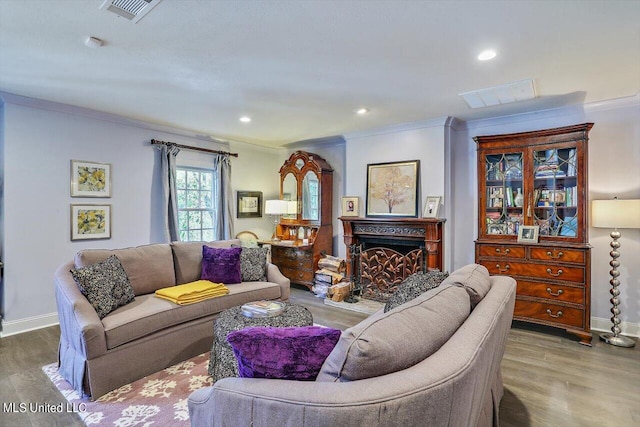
left=188, top=264, right=516, bottom=427
left=54, top=239, right=290, bottom=400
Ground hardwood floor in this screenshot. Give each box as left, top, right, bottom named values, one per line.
left=1, top=285, right=638, bottom=426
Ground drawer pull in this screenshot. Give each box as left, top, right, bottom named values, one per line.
left=546, top=250, right=564, bottom=259
left=495, top=248, right=510, bottom=255
left=546, top=268, right=563, bottom=277
left=495, top=264, right=510, bottom=273
left=546, top=287, right=564, bottom=297
left=546, top=309, right=563, bottom=318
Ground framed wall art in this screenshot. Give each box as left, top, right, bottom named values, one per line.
left=71, top=204, right=111, bottom=240
left=518, top=225, right=539, bottom=243
left=71, top=160, right=111, bottom=197
left=423, top=196, right=441, bottom=218
left=341, top=196, right=360, bottom=217
left=366, top=160, right=420, bottom=217
left=237, top=191, right=263, bottom=218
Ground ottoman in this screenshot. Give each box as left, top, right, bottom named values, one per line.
left=208, top=303, right=313, bottom=382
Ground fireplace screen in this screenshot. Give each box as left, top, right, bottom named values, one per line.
left=352, top=245, right=425, bottom=302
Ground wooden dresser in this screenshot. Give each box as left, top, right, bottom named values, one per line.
left=474, top=123, right=593, bottom=345
left=268, top=151, right=333, bottom=290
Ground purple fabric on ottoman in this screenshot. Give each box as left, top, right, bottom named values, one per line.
left=226, top=326, right=341, bottom=381
left=201, top=246, right=242, bottom=284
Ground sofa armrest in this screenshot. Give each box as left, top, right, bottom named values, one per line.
left=266, top=262, right=290, bottom=301
left=54, top=262, right=107, bottom=359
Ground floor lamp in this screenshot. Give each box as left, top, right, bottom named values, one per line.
left=591, top=198, right=640, bottom=348
left=265, top=200, right=288, bottom=242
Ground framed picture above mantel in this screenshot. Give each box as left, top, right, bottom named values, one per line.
left=366, top=160, right=420, bottom=218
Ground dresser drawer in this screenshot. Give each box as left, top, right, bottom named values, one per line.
left=483, top=261, right=584, bottom=284
left=271, top=247, right=312, bottom=261
left=477, top=244, right=526, bottom=259
left=514, top=299, right=584, bottom=329
left=279, top=266, right=314, bottom=284
left=529, top=247, right=586, bottom=264
left=516, top=280, right=585, bottom=304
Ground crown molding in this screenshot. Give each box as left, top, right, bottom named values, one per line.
left=284, top=134, right=346, bottom=150
left=455, top=92, right=640, bottom=132
left=344, top=116, right=452, bottom=140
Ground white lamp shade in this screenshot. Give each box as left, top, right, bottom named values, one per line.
left=592, top=199, right=640, bottom=229
left=287, top=201, right=298, bottom=214
left=265, top=199, right=288, bottom=215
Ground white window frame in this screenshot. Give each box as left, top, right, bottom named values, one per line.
left=176, top=166, right=217, bottom=242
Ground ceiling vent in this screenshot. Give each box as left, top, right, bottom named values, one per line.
left=100, top=0, right=163, bottom=24
left=459, top=79, right=537, bottom=109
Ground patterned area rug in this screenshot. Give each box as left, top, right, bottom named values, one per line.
left=42, top=352, right=211, bottom=426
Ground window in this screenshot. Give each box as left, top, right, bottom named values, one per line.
left=176, top=167, right=216, bottom=241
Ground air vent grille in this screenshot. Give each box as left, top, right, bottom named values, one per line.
left=100, top=0, right=162, bottom=24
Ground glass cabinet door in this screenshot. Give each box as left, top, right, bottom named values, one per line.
left=483, top=151, right=524, bottom=236
left=531, top=147, right=579, bottom=238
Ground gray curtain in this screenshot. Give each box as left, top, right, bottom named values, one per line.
left=213, top=154, right=234, bottom=240
left=157, top=144, right=181, bottom=242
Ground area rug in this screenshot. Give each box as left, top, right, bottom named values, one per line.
left=42, top=352, right=212, bottom=426
left=323, top=297, right=384, bottom=314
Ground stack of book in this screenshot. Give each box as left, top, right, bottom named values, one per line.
left=241, top=300, right=285, bottom=318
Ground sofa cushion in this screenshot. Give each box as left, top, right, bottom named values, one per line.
left=75, top=244, right=175, bottom=296
left=227, top=326, right=341, bottom=381
left=102, top=281, right=281, bottom=349
left=239, top=247, right=268, bottom=281
left=171, top=240, right=241, bottom=284
left=201, top=246, right=242, bottom=284
left=441, top=263, right=491, bottom=307
left=316, top=283, right=470, bottom=382
left=70, top=255, right=135, bottom=319
left=384, top=270, right=449, bottom=312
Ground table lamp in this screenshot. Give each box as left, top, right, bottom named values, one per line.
left=591, top=198, right=640, bottom=348
left=265, top=200, right=288, bottom=242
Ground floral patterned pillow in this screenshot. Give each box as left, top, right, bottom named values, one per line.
left=240, top=247, right=268, bottom=281
left=384, top=270, right=449, bottom=313
left=70, top=255, right=135, bottom=319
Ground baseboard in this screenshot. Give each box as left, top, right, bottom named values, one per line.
left=591, top=316, right=639, bottom=338
left=0, top=312, right=59, bottom=338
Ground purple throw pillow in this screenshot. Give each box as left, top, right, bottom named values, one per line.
left=201, top=246, right=242, bottom=284
left=227, top=326, right=342, bottom=381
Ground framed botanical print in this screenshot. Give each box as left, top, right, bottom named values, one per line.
left=237, top=191, right=263, bottom=218
left=366, top=160, right=420, bottom=217
left=71, top=160, right=111, bottom=197
left=71, top=204, right=111, bottom=240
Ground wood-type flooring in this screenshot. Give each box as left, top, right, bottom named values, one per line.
left=1, top=285, right=638, bottom=426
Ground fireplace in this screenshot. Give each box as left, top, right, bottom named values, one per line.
left=340, top=217, right=445, bottom=302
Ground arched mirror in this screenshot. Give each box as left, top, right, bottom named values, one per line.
left=302, top=171, right=319, bottom=221
left=282, top=173, right=297, bottom=219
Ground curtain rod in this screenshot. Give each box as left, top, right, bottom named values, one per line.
left=151, top=139, right=238, bottom=157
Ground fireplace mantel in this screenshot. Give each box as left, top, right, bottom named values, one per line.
left=340, top=216, right=445, bottom=276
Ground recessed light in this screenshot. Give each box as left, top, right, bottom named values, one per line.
left=239, top=116, right=251, bottom=123
left=477, top=50, right=497, bottom=61
left=355, top=108, right=369, bottom=115
left=84, top=36, right=103, bottom=48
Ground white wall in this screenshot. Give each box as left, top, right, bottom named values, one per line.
left=343, top=119, right=452, bottom=268
left=0, top=93, right=281, bottom=335
left=451, top=94, right=640, bottom=336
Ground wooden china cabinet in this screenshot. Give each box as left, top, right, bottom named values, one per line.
left=474, top=123, right=593, bottom=345
left=269, top=151, right=333, bottom=290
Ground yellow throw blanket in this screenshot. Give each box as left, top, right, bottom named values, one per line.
left=155, top=280, right=229, bottom=305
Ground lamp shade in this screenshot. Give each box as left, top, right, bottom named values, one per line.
left=592, top=199, right=640, bottom=229
left=265, top=199, right=288, bottom=215
left=287, top=201, right=298, bottom=215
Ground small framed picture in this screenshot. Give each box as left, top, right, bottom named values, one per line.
left=487, top=223, right=507, bottom=235
left=237, top=191, right=263, bottom=218
left=342, top=196, right=360, bottom=217
left=518, top=225, right=539, bottom=243
left=71, top=204, right=111, bottom=241
left=71, top=160, right=111, bottom=197
left=423, top=196, right=441, bottom=218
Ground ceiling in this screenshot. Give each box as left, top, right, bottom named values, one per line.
left=0, top=1, right=638, bottom=148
